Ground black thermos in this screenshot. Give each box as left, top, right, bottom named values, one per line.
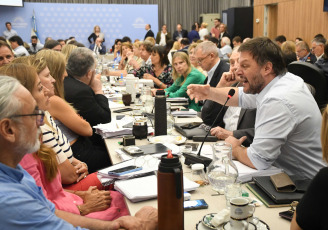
left=154, top=90, right=167, bottom=136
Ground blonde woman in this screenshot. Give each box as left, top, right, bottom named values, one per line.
left=199, top=22, right=209, bottom=40
left=168, top=41, right=180, bottom=64
left=188, top=43, right=207, bottom=76
left=160, top=52, right=205, bottom=111
left=88, top=25, right=105, bottom=44
left=35, top=50, right=111, bottom=184
left=61, top=44, right=78, bottom=62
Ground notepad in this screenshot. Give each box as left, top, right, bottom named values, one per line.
left=114, top=174, right=200, bottom=202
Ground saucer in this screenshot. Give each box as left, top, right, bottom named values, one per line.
left=201, top=213, right=218, bottom=229
left=223, top=222, right=256, bottom=230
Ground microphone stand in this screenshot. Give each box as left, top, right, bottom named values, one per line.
left=183, top=89, right=235, bottom=168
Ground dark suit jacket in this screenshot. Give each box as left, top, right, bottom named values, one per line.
left=144, top=30, right=155, bottom=40
left=173, top=29, right=188, bottom=41
left=89, top=44, right=106, bottom=55
left=64, top=75, right=111, bottom=146
left=155, top=31, right=171, bottom=44
left=218, top=32, right=231, bottom=48
left=201, top=82, right=256, bottom=147
left=205, top=60, right=230, bottom=87
left=305, top=53, right=317, bottom=64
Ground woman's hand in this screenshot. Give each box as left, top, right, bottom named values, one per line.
left=74, top=162, right=89, bottom=182
left=78, top=186, right=112, bottom=215
left=143, top=73, right=155, bottom=81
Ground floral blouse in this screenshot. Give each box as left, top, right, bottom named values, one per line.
left=133, top=64, right=173, bottom=88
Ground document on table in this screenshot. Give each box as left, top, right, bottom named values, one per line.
left=114, top=174, right=200, bottom=202
left=93, top=116, right=134, bottom=138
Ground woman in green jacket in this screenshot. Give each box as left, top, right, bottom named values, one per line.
left=164, top=51, right=206, bottom=111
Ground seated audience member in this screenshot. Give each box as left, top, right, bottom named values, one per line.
left=130, top=41, right=153, bottom=69
left=0, top=41, right=14, bottom=67
left=8, top=35, right=29, bottom=57
left=173, top=23, right=188, bottom=41
left=112, top=38, right=122, bottom=62
left=274, top=35, right=287, bottom=47
left=203, top=35, right=211, bottom=41
left=315, top=43, right=328, bottom=91
left=198, top=22, right=210, bottom=41
left=44, top=39, right=62, bottom=51
left=58, top=39, right=66, bottom=47
left=61, top=44, right=78, bottom=62
left=232, top=36, right=242, bottom=50
left=160, top=52, right=205, bottom=111
left=29, top=35, right=44, bottom=54
left=281, top=40, right=297, bottom=66
left=295, top=37, right=303, bottom=43
left=188, top=25, right=200, bottom=44
left=168, top=41, right=180, bottom=64
left=0, top=63, right=128, bottom=220
left=312, top=36, right=326, bottom=61
left=110, top=42, right=143, bottom=77
left=188, top=43, right=207, bottom=76
left=133, top=46, right=173, bottom=89
left=0, top=76, right=158, bottom=229
left=165, top=40, right=174, bottom=55
left=0, top=36, right=6, bottom=42
left=67, top=40, right=85, bottom=48
left=45, top=36, right=52, bottom=43
left=35, top=50, right=111, bottom=182
left=203, top=50, right=256, bottom=147
left=156, top=24, right=171, bottom=46
left=122, top=36, right=132, bottom=44
left=179, top=38, right=190, bottom=53
left=64, top=48, right=112, bottom=159
left=291, top=105, right=328, bottom=230
left=145, top=36, right=156, bottom=46
left=219, top=37, right=232, bottom=59
left=88, top=25, right=105, bottom=44
left=188, top=37, right=325, bottom=179
left=243, top=37, right=251, bottom=43
left=296, top=41, right=317, bottom=63
left=89, top=37, right=106, bottom=55
left=132, top=41, right=143, bottom=60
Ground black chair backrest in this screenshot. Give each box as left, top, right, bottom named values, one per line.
left=288, top=61, right=328, bottom=109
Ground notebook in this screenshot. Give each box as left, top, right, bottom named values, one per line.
left=253, top=176, right=304, bottom=204
left=114, top=174, right=200, bottom=202
left=174, top=123, right=209, bottom=139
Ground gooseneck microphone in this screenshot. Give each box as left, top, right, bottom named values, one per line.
left=183, top=89, right=236, bottom=167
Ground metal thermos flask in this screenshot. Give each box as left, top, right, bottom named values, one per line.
left=157, top=152, right=184, bottom=230
left=154, top=90, right=167, bottom=136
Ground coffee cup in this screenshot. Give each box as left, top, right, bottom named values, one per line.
left=122, top=93, right=132, bottom=106
left=230, top=197, right=255, bottom=220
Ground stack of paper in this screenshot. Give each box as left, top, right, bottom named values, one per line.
left=114, top=174, right=200, bottom=202
left=94, top=116, right=134, bottom=138
left=167, top=97, right=189, bottom=106
left=172, top=109, right=197, bottom=117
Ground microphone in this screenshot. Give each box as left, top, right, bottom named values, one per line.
left=183, top=89, right=236, bottom=167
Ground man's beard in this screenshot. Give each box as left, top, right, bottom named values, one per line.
left=14, top=126, right=41, bottom=154
left=244, top=73, right=265, bottom=94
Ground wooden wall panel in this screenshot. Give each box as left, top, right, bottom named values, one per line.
left=253, top=0, right=328, bottom=45
left=253, top=6, right=264, bottom=37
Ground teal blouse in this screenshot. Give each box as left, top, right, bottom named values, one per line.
left=165, top=68, right=206, bottom=111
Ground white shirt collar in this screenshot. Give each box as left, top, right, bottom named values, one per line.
left=207, top=59, right=220, bottom=84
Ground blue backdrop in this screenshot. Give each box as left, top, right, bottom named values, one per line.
left=0, top=3, right=158, bottom=49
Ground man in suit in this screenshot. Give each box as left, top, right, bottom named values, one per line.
left=173, top=23, right=188, bottom=41
left=64, top=48, right=110, bottom=149
left=144, top=24, right=154, bottom=40
left=155, top=24, right=171, bottom=46
left=202, top=50, right=256, bottom=147
left=89, top=37, right=106, bottom=55
left=312, top=36, right=326, bottom=61
left=218, top=23, right=230, bottom=48
left=296, top=41, right=316, bottom=64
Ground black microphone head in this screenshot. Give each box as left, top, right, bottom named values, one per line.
left=228, top=89, right=235, bottom=98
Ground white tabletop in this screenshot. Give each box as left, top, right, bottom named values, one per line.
left=103, top=115, right=291, bottom=230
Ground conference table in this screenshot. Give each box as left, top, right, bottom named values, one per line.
left=103, top=113, right=291, bottom=230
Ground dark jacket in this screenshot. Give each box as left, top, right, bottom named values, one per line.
left=144, top=30, right=155, bottom=40
left=173, top=29, right=188, bottom=41
left=188, top=30, right=200, bottom=42
left=89, top=44, right=106, bottom=55
left=155, top=31, right=171, bottom=44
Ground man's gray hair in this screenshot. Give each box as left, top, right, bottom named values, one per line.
left=194, top=41, right=218, bottom=57
left=66, top=47, right=95, bottom=78
left=221, top=37, right=231, bottom=46
left=0, top=76, right=22, bottom=120
left=312, top=37, right=326, bottom=45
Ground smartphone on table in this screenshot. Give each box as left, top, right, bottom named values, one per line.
left=184, top=199, right=208, bottom=210
left=108, top=166, right=142, bottom=176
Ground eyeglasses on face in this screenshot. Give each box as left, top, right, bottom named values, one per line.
left=197, top=53, right=212, bottom=64
left=10, top=109, right=45, bottom=126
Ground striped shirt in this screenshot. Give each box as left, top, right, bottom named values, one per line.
left=41, top=111, right=74, bottom=164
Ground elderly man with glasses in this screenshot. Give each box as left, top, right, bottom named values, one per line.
left=296, top=41, right=317, bottom=64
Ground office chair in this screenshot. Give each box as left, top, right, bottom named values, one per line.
left=288, top=61, right=328, bottom=110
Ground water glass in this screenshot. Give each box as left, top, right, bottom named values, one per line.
left=224, top=183, right=242, bottom=208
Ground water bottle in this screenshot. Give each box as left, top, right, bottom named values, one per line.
left=154, top=90, right=167, bottom=136
left=157, top=151, right=184, bottom=230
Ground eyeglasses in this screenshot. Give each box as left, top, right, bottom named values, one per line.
left=197, top=53, right=212, bottom=64
left=134, top=155, right=159, bottom=168
left=10, top=109, right=45, bottom=126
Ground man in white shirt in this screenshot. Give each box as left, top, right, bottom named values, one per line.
left=3, top=22, right=18, bottom=40
left=219, top=37, right=232, bottom=60
left=311, top=37, right=326, bottom=61
left=188, top=37, right=325, bottom=179
left=8, top=36, right=29, bottom=57
left=28, top=35, right=44, bottom=54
